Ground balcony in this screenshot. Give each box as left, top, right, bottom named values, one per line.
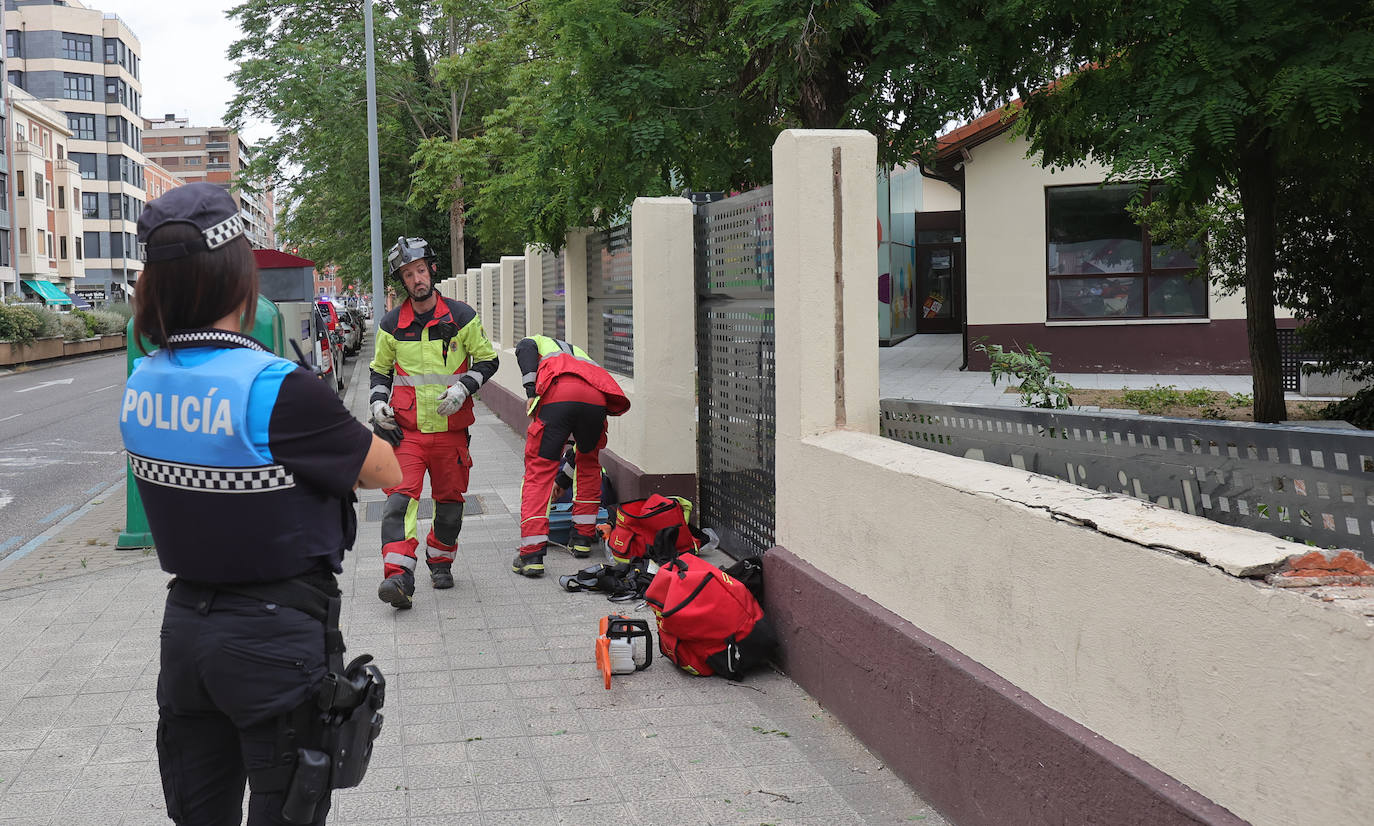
left=55, top=159, right=78, bottom=174
left=207, top=162, right=231, bottom=171
left=206, top=141, right=229, bottom=151
left=13, top=139, right=45, bottom=159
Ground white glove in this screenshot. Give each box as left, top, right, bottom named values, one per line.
left=370, top=400, right=397, bottom=430
left=436, top=383, right=469, bottom=417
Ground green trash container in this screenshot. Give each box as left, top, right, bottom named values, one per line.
left=117, top=296, right=285, bottom=550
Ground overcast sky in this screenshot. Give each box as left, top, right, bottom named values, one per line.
left=104, top=0, right=271, bottom=143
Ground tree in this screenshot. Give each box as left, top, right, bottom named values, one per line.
left=412, top=0, right=1074, bottom=250
left=1018, top=0, right=1374, bottom=422
left=227, top=0, right=489, bottom=287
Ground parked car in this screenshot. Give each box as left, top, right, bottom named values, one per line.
left=319, top=297, right=362, bottom=357
left=345, top=308, right=368, bottom=347
left=313, top=302, right=345, bottom=395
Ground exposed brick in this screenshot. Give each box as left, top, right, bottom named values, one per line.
left=1281, top=549, right=1374, bottom=579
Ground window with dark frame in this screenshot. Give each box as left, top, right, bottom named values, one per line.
left=68, top=114, right=95, bottom=141
left=0, top=173, right=6, bottom=210
left=5, top=30, right=20, bottom=58
left=1045, top=183, right=1206, bottom=321
left=61, top=33, right=93, bottom=61
left=75, top=236, right=83, bottom=261
left=82, top=191, right=98, bottom=218
left=60, top=236, right=68, bottom=260
left=63, top=73, right=94, bottom=100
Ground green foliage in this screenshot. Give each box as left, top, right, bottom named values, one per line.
left=1321, top=388, right=1374, bottom=430
left=228, top=0, right=489, bottom=285
left=0, top=304, right=43, bottom=345
left=72, top=310, right=98, bottom=337
left=87, top=310, right=126, bottom=335
left=54, top=312, right=89, bottom=342
left=975, top=340, right=1073, bottom=409
left=1120, top=385, right=1223, bottom=415
left=1019, top=0, right=1374, bottom=423
left=104, top=301, right=133, bottom=321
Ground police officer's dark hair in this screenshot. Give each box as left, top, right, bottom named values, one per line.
left=133, top=225, right=258, bottom=354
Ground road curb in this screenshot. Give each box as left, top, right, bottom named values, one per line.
left=0, top=476, right=126, bottom=575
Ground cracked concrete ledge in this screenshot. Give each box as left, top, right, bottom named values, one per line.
left=808, top=429, right=1298, bottom=578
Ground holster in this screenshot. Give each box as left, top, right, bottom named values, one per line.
left=232, top=581, right=386, bottom=824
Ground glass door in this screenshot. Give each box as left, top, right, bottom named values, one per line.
left=916, top=229, right=960, bottom=333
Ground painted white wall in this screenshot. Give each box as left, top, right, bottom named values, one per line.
left=963, top=133, right=1111, bottom=326
left=773, top=128, right=1374, bottom=826
left=920, top=177, right=961, bottom=213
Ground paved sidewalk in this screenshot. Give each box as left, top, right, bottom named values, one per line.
left=879, top=333, right=1257, bottom=405
left=0, top=349, right=947, bottom=825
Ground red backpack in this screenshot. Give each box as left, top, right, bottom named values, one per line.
left=644, top=552, right=776, bottom=679
left=606, top=495, right=702, bottom=563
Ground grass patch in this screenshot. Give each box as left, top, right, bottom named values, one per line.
left=1033, top=383, right=1333, bottom=422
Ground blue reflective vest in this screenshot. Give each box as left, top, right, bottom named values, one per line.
left=120, top=342, right=353, bottom=583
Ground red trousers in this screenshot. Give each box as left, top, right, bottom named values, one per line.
left=381, top=429, right=471, bottom=578
left=519, top=381, right=607, bottom=555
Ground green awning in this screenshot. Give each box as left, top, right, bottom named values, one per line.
left=22, top=279, right=72, bottom=305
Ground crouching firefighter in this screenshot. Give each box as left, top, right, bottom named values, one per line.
left=513, top=334, right=630, bottom=576
left=370, top=236, right=499, bottom=607
left=119, top=182, right=403, bottom=824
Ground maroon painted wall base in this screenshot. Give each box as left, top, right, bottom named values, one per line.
left=964, top=319, right=1292, bottom=374
left=763, top=547, right=1249, bottom=826
left=478, top=381, right=697, bottom=504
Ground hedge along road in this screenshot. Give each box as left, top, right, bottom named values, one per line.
left=0, top=351, right=129, bottom=563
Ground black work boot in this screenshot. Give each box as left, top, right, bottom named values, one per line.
left=511, top=550, right=546, bottom=578
left=429, top=562, right=455, bottom=590
left=377, top=571, right=415, bottom=609
left=569, top=530, right=597, bottom=559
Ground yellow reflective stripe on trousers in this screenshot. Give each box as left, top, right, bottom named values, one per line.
left=404, top=497, right=420, bottom=541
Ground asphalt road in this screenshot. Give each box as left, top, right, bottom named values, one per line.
left=0, top=352, right=130, bottom=562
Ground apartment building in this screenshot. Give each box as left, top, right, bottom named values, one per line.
left=6, top=83, right=82, bottom=305
left=4, top=0, right=147, bottom=305
left=143, top=156, right=178, bottom=200
left=142, top=115, right=276, bottom=250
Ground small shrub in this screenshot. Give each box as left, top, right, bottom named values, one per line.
left=1120, top=384, right=1183, bottom=413
left=0, top=304, right=44, bottom=345
left=974, top=339, right=1074, bottom=409
left=1321, top=388, right=1374, bottom=429
left=33, top=309, right=64, bottom=339
left=1229, top=392, right=1253, bottom=408
left=1182, top=387, right=1218, bottom=407
left=72, top=309, right=99, bottom=337
left=55, top=312, right=89, bottom=341
left=88, top=309, right=125, bottom=335
left=105, top=301, right=134, bottom=321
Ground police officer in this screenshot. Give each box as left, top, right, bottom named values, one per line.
left=513, top=334, right=630, bottom=576
left=119, top=183, right=402, bottom=824
left=369, top=237, right=499, bottom=607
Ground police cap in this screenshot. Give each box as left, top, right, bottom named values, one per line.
left=137, top=183, right=247, bottom=263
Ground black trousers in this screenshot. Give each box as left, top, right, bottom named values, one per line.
left=158, top=582, right=332, bottom=825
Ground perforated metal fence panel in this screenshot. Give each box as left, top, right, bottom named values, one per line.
left=585, top=224, right=634, bottom=376
left=1277, top=328, right=1318, bottom=393
left=490, top=266, right=502, bottom=345
left=542, top=250, right=566, bottom=340
left=695, top=186, right=776, bottom=559
left=512, top=259, right=526, bottom=342
left=880, top=398, right=1374, bottom=558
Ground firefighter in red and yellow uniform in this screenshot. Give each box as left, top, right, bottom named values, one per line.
left=369, top=237, right=498, bottom=608
left=513, top=335, right=630, bottom=577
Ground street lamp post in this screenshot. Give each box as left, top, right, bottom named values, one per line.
left=364, top=0, right=384, bottom=316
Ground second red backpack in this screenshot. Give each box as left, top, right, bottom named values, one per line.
left=644, top=552, right=775, bottom=679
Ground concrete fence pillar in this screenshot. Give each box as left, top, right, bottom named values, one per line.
left=465, top=267, right=479, bottom=308
left=773, top=129, right=880, bottom=444
left=499, top=256, right=521, bottom=350
left=564, top=229, right=590, bottom=346
left=524, top=244, right=544, bottom=337
left=602, top=196, right=698, bottom=486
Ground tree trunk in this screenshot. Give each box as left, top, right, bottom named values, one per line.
left=798, top=62, right=849, bottom=128
left=1236, top=138, right=1285, bottom=423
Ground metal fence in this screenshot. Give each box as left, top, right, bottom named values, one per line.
left=541, top=250, right=566, bottom=340
left=880, top=399, right=1374, bottom=558
left=1277, top=328, right=1319, bottom=393
left=512, top=259, right=526, bottom=342
left=695, top=186, right=776, bottom=559
left=490, top=265, right=502, bottom=345
left=585, top=224, right=634, bottom=376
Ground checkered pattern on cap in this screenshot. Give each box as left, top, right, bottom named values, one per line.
left=129, top=452, right=296, bottom=493
left=203, top=215, right=246, bottom=250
